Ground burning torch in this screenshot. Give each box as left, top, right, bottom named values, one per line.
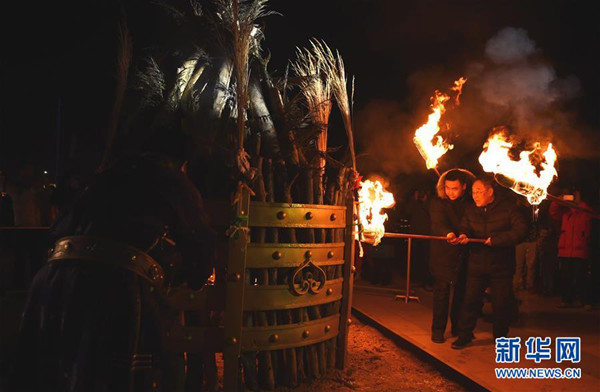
left=413, top=78, right=466, bottom=177
left=479, top=131, right=599, bottom=217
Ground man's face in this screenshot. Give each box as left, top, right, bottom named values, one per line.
left=472, top=180, right=494, bottom=207
left=444, top=179, right=466, bottom=201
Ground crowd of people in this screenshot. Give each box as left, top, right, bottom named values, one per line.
left=358, top=168, right=599, bottom=349
left=2, top=163, right=598, bottom=372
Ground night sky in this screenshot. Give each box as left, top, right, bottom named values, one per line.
left=1, top=0, right=598, bottom=197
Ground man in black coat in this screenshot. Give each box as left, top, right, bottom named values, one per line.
left=451, top=176, right=527, bottom=349
left=429, top=169, right=474, bottom=343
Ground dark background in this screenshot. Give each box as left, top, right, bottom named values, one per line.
left=1, top=0, right=598, bottom=201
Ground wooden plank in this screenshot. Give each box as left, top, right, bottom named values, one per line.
left=241, top=314, right=339, bottom=351
left=244, top=279, right=343, bottom=311
left=223, top=185, right=251, bottom=391
left=162, top=324, right=223, bottom=353
left=336, top=197, right=356, bottom=369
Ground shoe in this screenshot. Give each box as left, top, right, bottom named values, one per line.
left=431, top=331, right=445, bottom=343
left=451, top=329, right=472, bottom=338
left=451, top=336, right=472, bottom=350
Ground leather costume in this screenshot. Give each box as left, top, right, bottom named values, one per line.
left=9, top=155, right=215, bottom=392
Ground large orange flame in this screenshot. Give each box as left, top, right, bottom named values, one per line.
left=479, top=131, right=558, bottom=205
left=413, top=78, right=466, bottom=170
left=413, top=91, right=451, bottom=170
left=358, top=179, right=396, bottom=246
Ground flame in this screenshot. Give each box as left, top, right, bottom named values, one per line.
left=357, top=179, right=396, bottom=246
left=413, top=78, right=466, bottom=170
left=478, top=131, right=558, bottom=205
left=413, top=92, right=452, bottom=169
left=451, top=77, right=468, bottom=105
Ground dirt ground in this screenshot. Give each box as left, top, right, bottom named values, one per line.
left=271, top=317, right=468, bottom=392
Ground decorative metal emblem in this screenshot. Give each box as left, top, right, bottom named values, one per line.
left=289, top=255, right=326, bottom=296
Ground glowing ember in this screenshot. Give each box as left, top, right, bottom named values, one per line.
left=479, top=130, right=558, bottom=205
left=451, top=77, right=468, bottom=105
left=413, top=78, right=466, bottom=170
left=357, top=179, right=395, bottom=246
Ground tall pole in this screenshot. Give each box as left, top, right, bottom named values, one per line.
left=393, top=237, right=422, bottom=303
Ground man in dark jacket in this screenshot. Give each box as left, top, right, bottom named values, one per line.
left=429, top=169, right=474, bottom=343
left=451, top=176, right=527, bottom=349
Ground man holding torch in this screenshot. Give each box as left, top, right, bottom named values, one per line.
left=450, top=176, right=527, bottom=349
left=429, top=169, right=475, bottom=343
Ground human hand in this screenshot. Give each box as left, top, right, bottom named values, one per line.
left=456, top=234, right=469, bottom=245
left=484, top=237, right=492, bottom=246
left=452, top=234, right=469, bottom=245
left=446, top=232, right=457, bottom=244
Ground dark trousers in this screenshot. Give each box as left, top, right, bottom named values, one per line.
left=559, top=257, right=591, bottom=305
left=432, top=276, right=466, bottom=335
left=458, top=269, right=514, bottom=339
left=412, top=241, right=432, bottom=286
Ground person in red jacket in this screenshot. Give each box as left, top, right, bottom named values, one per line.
left=550, top=189, right=594, bottom=310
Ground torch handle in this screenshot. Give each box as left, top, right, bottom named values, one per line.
left=383, top=232, right=487, bottom=243
left=413, top=137, right=442, bottom=178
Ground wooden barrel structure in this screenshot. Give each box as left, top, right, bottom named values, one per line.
left=160, top=186, right=356, bottom=390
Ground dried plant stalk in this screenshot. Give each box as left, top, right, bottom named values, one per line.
left=214, top=0, right=275, bottom=150
left=314, top=40, right=356, bottom=172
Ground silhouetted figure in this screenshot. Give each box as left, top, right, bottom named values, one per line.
left=407, top=189, right=432, bottom=287
left=9, top=163, right=41, bottom=226
left=50, top=168, right=83, bottom=216
left=1, top=170, right=16, bottom=297
left=0, top=171, right=15, bottom=226
left=536, top=202, right=560, bottom=296
left=514, top=200, right=540, bottom=294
